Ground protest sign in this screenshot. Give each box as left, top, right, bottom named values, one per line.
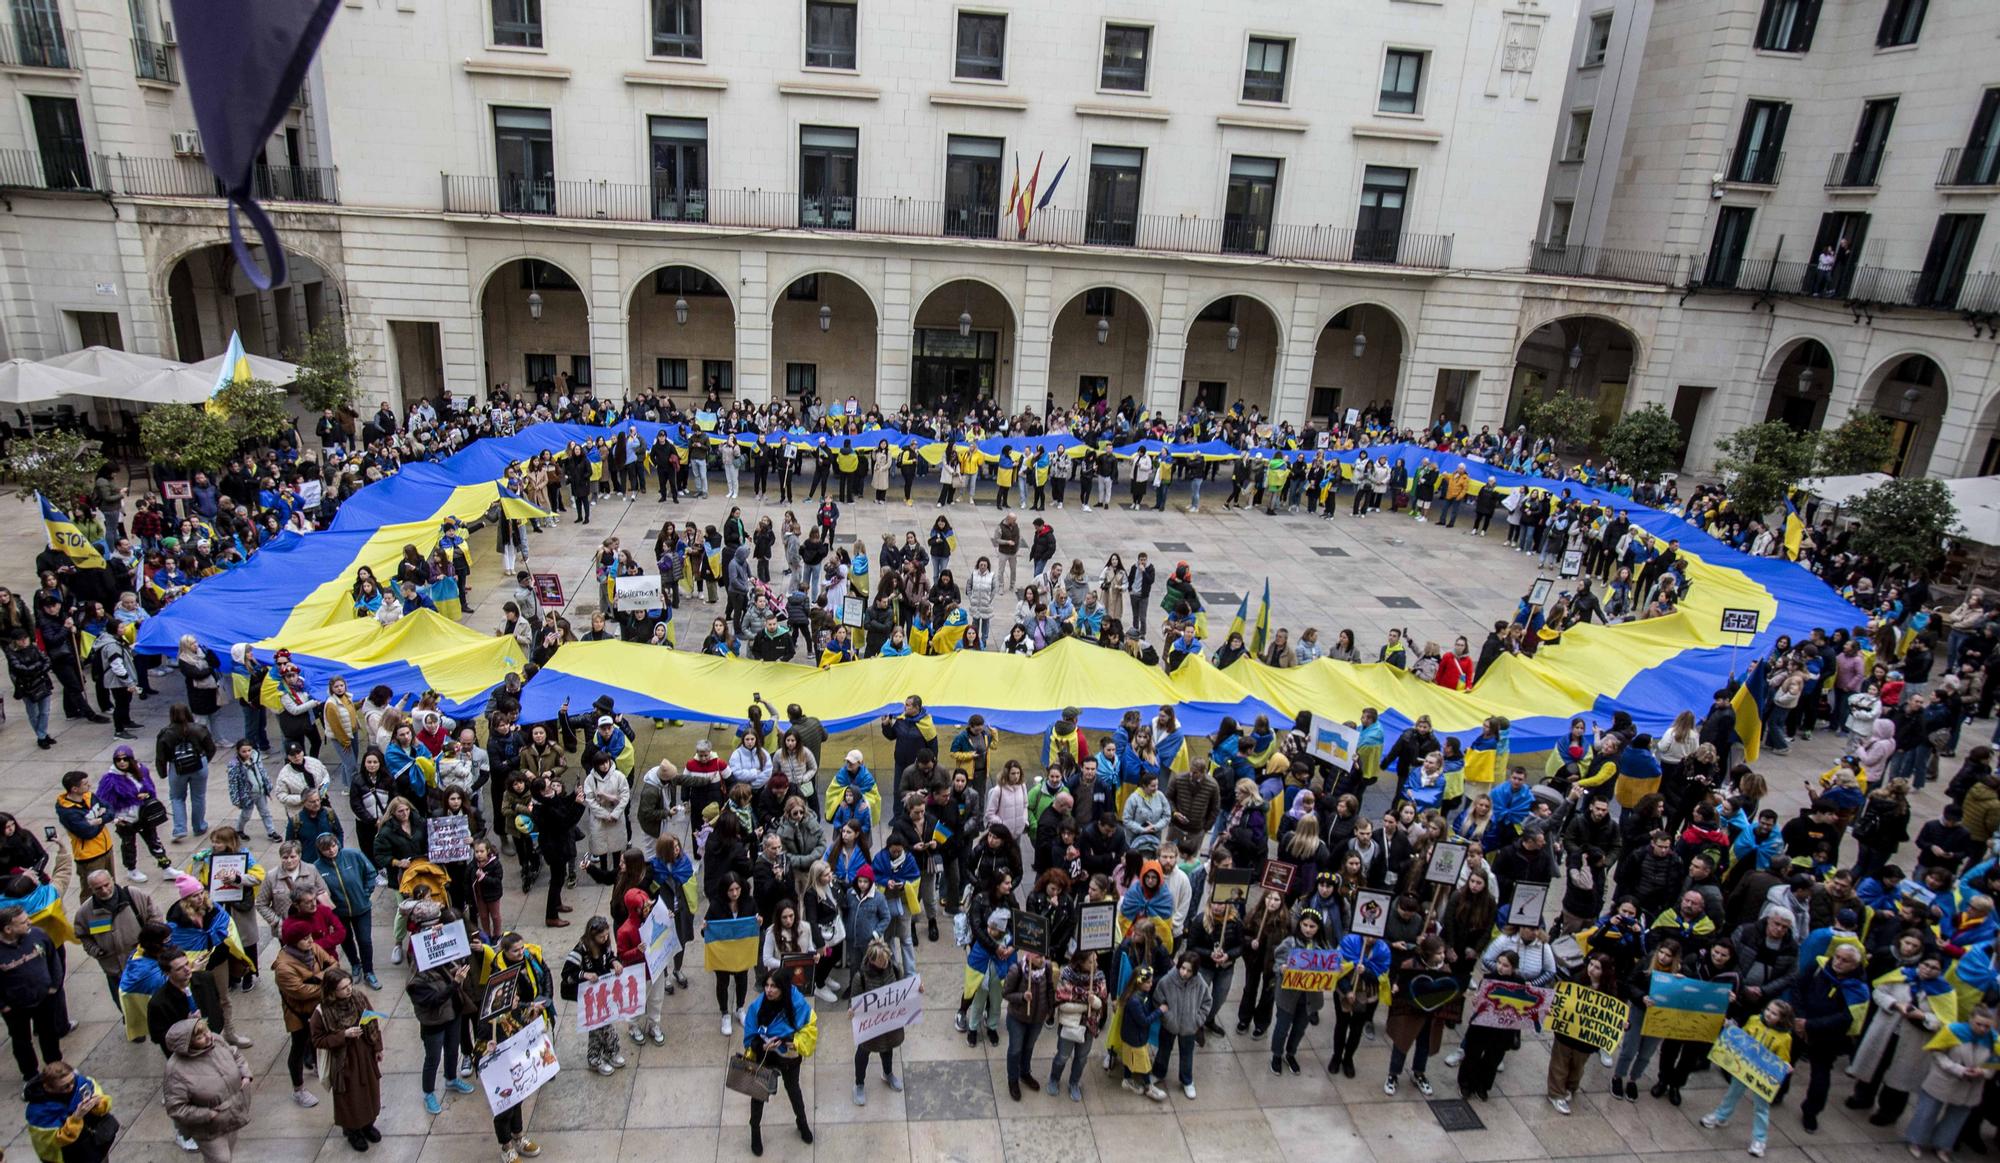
left=1425, top=841, right=1469, bottom=886
left=1012, top=911, right=1048, bottom=956
left=1468, top=978, right=1554, bottom=1030
left=1560, top=547, right=1583, bottom=578
left=1639, top=971, right=1731, bottom=1040
left=480, top=962, right=524, bottom=1021
left=1309, top=721, right=1357, bottom=771
left=1508, top=882, right=1550, bottom=927
left=428, top=815, right=473, bottom=864
left=163, top=480, right=192, bottom=500
left=1280, top=946, right=1343, bottom=992
left=641, top=897, right=682, bottom=978
left=613, top=574, right=663, bottom=613
left=1350, top=890, right=1393, bottom=937
left=478, top=1015, right=559, bottom=1115
left=531, top=573, right=564, bottom=608
left=1710, top=1023, right=1792, bottom=1102
left=849, top=973, right=923, bottom=1043
left=841, top=596, right=865, bottom=627
left=1549, top=981, right=1629, bottom=1052
left=206, top=853, right=249, bottom=903
left=413, top=920, right=471, bottom=971
left=1212, top=867, right=1256, bottom=909
left=1076, top=902, right=1116, bottom=952
left=577, top=963, right=648, bottom=1033
left=1260, top=860, right=1297, bottom=896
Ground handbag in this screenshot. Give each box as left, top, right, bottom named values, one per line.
left=138, top=798, right=170, bottom=830
left=724, top=1051, right=778, bottom=1102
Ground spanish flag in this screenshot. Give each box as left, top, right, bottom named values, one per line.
left=1731, top=665, right=1768, bottom=765
left=702, top=915, right=760, bottom=974
left=1782, top=497, right=1805, bottom=561
left=37, top=492, right=105, bottom=569
left=207, top=330, right=252, bottom=416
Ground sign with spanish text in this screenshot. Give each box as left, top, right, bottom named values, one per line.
left=1548, top=981, right=1629, bottom=1053
left=1710, top=1022, right=1792, bottom=1102
left=1280, top=946, right=1343, bottom=992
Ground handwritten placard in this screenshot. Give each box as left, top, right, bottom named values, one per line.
left=1549, top=980, right=1629, bottom=1053
left=1280, top=946, right=1343, bottom=992
left=478, top=1015, right=559, bottom=1115
left=849, top=973, right=923, bottom=1043
left=428, top=815, right=473, bottom=864
left=412, top=920, right=471, bottom=971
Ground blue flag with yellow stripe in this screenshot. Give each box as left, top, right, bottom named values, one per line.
left=38, top=492, right=105, bottom=569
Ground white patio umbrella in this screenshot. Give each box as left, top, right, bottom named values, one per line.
left=64, top=351, right=299, bottom=406
left=0, top=357, right=104, bottom=406
left=38, top=345, right=185, bottom=382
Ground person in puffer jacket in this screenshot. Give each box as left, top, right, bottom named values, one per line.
left=1151, top=949, right=1212, bottom=1096
left=161, top=1018, right=253, bottom=1158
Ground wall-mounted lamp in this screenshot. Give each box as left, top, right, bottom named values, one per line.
left=1096, top=318, right=1110, bottom=345
left=673, top=297, right=689, bottom=326
left=1352, top=332, right=1367, bottom=359
left=818, top=304, right=832, bottom=333
left=1225, top=323, right=1241, bottom=352
left=958, top=310, right=973, bottom=339
left=526, top=291, right=543, bottom=321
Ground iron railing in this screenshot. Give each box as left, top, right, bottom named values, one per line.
left=1528, top=242, right=1685, bottom=286
left=0, top=17, right=69, bottom=68
left=1826, top=149, right=1886, bottom=188
left=0, top=145, right=93, bottom=191
left=131, top=35, right=174, bottom=82
left=437, top=175, right=1457, bottom=269
left=1728, top=149, right=1786, bottom=186
left=103, top=154, right=339, bottom=203
left=1939, top=147, right=2000, bottom=189
left=1961, top=272, right=2000, bottom=315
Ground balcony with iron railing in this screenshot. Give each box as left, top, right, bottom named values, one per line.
left=1527, top=242, right=1685, bottom=286
left=0, top=17, right=70, bottom=69
left=1938, top=147, right=2000, bottom=190
left=0, top=145, right=95, bottom=191
left=132, top=36, right=174, bottom=83
left=103, top=154, right=339, bottom=203
left=437, top=175, right=1457, bottom=269
left=1826, top=149, right=1886, bottom=189
left=1726, top=149, right=1786, bottom=187
left=1961, top=272, right=2000, bottom=315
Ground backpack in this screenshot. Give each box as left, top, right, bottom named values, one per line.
left=170, top=734, right=204, bottom=775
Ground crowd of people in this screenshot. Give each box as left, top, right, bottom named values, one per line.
left=0, top=388, right=1990, bottom=1163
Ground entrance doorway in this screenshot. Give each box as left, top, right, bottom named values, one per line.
left=911, top=328, right=997, bottom=412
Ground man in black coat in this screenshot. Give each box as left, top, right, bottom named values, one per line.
left=146, top=946, right=225, bottom=1052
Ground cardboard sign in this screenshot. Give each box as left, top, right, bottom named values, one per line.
left=531, top=573, right=565, bottom=608
left=1527, top=577, right=1555, bottom=609
left=1720, top=608, right=1762, bottom=635
left=1012, top=910, right=1049, bottom=956
left=478, top=1015, right=559, bottom=1115
left=1260, top=860, right=1297, bottom=896
left=412, top=920, right=471, bottom=971
left=1280, top=946, right=1343, bottom=992
left=163, top=479, right=193, bottom=500
left=1711, top=1022, right=1792, bottom=1101
left=1212, top=867, right=1256, bottom=909
left=1549, top=981, right=1630, bottom=1052
left=612, top=574, right=663, bottom=613
left=1468, top=978, right=1554, bottom=1030
left=849, top=972, right=923, bottom=1043
left=576, top=963, right=648, bottom=1033
left=1508, top=882, right=1550, bottom=928
left=428, top=815, right=473, bottom=863
left=1560, top=547, right=1583, bottom=578
left=206, top=853, right=249, bottom=903
left=1639, top=971, right=1731, bottom=1040
left=1309, top=721, right=1357, bottom=771
left=1350, top=890, right=1393, bottom=938
left=641, top=896, right=683, bottom=978
left=1076, top=902, right=1117, bottom=953
left=480, top=962, right=524, bottom=1021
left=1425, top=840, right=1469, bottom=887
left=841, top=596, right=865, bottom=627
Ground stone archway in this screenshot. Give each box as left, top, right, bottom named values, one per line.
left=1047, top=286, right=1152, bottom=413
left=1508, top=314, right=1641, bottom=438
left=1182, top=293, right=1282, bottom=418
left=480, top=257, right=592, bottom=398
left=1861, top=352, right=1950, bottom=477
left=769, top=270, right=877, bottom=404
left=1309, top=302, right=1407, bottom=426
left=1761, top=337, right=1837, bottom=432
left=910, top=278, right=1017, bottom=413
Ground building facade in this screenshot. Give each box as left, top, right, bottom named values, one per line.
left=12, top=0, right=1995, bottom=479
left=1540, top=0, right=2000, bottom=478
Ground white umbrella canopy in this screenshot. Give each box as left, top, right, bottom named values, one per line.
left=1800, top=472, right=1893, bottom=508
left=0, top=357, right=104, bottom=405
left=1939, top=477, right=2000, bottom=547
left=39, top=345, right=185, bottom=381
left=65, top=351, right=298, bottom=405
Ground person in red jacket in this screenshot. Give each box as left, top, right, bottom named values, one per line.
left=1437, top=636, right=1477, bottom=691
left=282, top=892, right=347, bottom=961
left=682, top=740, right=729, bottom=824
left=616, top=887, right=665, bottom=1045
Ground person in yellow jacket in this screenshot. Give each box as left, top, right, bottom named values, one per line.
left=1699, top=1000, right=1795, bottom=1156
left=54, top=771, right=115, bottom=891
left=1441, top=467, right=1472, bottom=528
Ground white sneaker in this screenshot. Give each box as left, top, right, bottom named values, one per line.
left=1551, top=1096, right=1571, bottom=1115
left=815, top=986, right=838, bottom=1003
left=294, top=1088, right=319, bottom=1108
left=1121, top=1078, right=1142, bottom=1095
left=1701, top=1115, right=1725, bottom=1129
left=1749, top=1141, right=1765, bottom=1158
left=721, top=1013, right=733, bottom=1036
left=1182, top=1083, right=1197, bottom=1099
left=1444, top=1047, right=1465, bottom=1067
left=176, top=1133, right=199, bottom=1152
left=1144, top=1084, right=1166, bottom=1102
left=127, top=868, right=149, bottom=883
left=593, top=1062, right=615, bottom=1076
left=390, top=946, right=404, bottom=965
left=1599, top=1050, right=1613, bottom=1068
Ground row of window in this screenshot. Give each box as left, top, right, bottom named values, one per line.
left=1750, top=0, right=1926, bottom=55
left=486, top=0, right=1431, bottom=113
left=1703, top=206, right=1982, bottom=312
left=1721, top=87, right=2000, bottom=188
left=490, top=107, right=1418, bottom=254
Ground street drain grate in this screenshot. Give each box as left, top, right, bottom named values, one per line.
left=1428, top=1098, right=1485, bottom=1131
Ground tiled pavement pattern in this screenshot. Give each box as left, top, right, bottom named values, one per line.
left=0, top=477, right=1939, bottom=1162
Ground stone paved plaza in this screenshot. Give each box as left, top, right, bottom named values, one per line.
left=0, top=474, right=1939, bottom=1163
